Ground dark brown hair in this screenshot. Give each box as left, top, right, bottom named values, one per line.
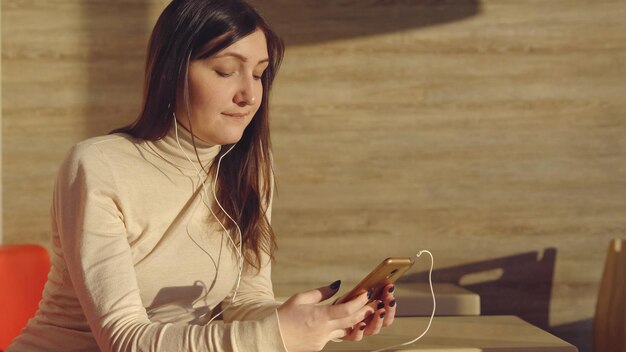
left=112, top=0, right=284, bottom=271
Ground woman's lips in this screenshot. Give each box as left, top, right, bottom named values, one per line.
left=222, top=112, right=248, bottom=118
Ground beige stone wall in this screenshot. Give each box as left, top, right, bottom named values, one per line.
left=3, top=1, right=626, bottom=350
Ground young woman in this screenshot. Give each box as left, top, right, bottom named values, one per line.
left=8, top=1, right=396, bottom=351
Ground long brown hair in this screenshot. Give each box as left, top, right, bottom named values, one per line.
left=112, top=0, right=284, bottom=271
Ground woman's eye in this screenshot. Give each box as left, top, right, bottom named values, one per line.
left=253, top=70, right=266, bottom=80
left=216, top=71, right=234, bottom=78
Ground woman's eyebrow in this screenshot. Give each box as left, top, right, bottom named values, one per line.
left=213, top=52, right=269, bottom=65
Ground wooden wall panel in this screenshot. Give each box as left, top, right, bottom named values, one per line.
left=3, top=1, right=626, bottom=351
left=2, top=0, right=151, bottom=242
left=261, top=1, right=626, bottom=350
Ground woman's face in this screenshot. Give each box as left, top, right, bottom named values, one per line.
left=176, top=29, right=269, bottom=145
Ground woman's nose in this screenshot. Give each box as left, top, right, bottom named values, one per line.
left=234, top=77, right=257, bottom=106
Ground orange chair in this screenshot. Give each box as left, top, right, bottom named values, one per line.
left=0, top=244, right=50, bottom=351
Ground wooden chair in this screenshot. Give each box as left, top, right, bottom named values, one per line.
left=594, top=239, right=626, bottom=352
left=0, top=244, right=50, bottom=351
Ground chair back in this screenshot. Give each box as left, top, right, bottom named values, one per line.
left=594, top=239, right=626, bottom=352
left=0, top=244, right=51, bottom=350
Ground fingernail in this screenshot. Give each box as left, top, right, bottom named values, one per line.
left=380, top=312, right=386, bottom=319
left=377, top=301, right=385, bottom=310
left=359, top=324, right=366, bottom=331
left=388, top=285, right=395, bottom=293
left=367, top=290, right=372, bottom=299
left=389, top=300, right=396, bottom=307
left=330, top=280, right=341, bottom=290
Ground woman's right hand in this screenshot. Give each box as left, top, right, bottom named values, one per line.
left=276, top=282, right=375, bottom=352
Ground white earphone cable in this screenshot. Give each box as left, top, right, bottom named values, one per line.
left=370, top=250, right=436, bottom=352
left=173, top=117, right=244, bottom=324
left=173, top=116, right=436, bottom=342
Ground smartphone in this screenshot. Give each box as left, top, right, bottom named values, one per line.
left=333, top=257, right=415, bottom=305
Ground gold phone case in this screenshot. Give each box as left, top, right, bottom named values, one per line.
left=334, top=257, right=415, bottom=305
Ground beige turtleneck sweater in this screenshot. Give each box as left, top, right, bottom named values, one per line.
left=8, top=123, right=287, bottom=352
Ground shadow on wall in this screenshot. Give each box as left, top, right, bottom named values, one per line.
left=404, top=249, right=592, bottom=351
left=552, top=319, right=592, bottom=352
left=250, top=0, right=482, bottom=46
left=81, top=1, right=481, bottom=136
left=404, top=248, right=557, bottom=330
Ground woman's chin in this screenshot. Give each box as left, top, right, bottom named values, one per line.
left=211, top=132, right=245, bottom=146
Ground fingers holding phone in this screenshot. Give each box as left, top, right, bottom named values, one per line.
left=332, top=293, right=380, bottom=341
left=277, top=283, right=375, bottom=351
left=380, top=283, right=397, bottom=327
left=277, top=258, right=409, bottom=349
left=326, top=290, right=371, bottom=321
left=360, top=283, right=397, bottom=337
left=327, top=291, right=376, bottom=340
left=342, top=321, right=368, bottom=341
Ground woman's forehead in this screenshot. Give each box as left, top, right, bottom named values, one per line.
left=211, top=30, right=268, bottom=62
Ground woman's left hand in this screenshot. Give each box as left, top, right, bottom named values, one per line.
left=341, top=283, right=397, bottom=341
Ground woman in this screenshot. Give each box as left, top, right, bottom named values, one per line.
left=8, top=1, right=396, bottom=351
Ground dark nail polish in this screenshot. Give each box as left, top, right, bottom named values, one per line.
left=359, top=324, right=366, bottom=331
left=380, top=312, right=386, bottom=319
left=330, top=280, right=341, bottom=290
left=389, top=300, right=396, bottom=307
left=377, top=301, right=385, bottom=310
left=367, top=290, right=372, bottom=299
left=388, top=285, right=395, bottom=293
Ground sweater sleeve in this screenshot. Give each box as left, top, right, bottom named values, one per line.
left=221, top=252, right=282, bottom=322
left=55, top=142, right=287, bottom=352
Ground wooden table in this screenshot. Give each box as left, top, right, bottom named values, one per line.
left=323, top=316, right=578, bottom=351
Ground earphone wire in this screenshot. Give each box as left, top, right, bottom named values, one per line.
left=173, top=116, right=436, bottom=339
left=369, top=250, right=436, bottom=352
left=173, top=117, right=244, bottom=324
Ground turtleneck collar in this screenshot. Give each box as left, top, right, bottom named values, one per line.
left=146, top=120, right=222, bottom=171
